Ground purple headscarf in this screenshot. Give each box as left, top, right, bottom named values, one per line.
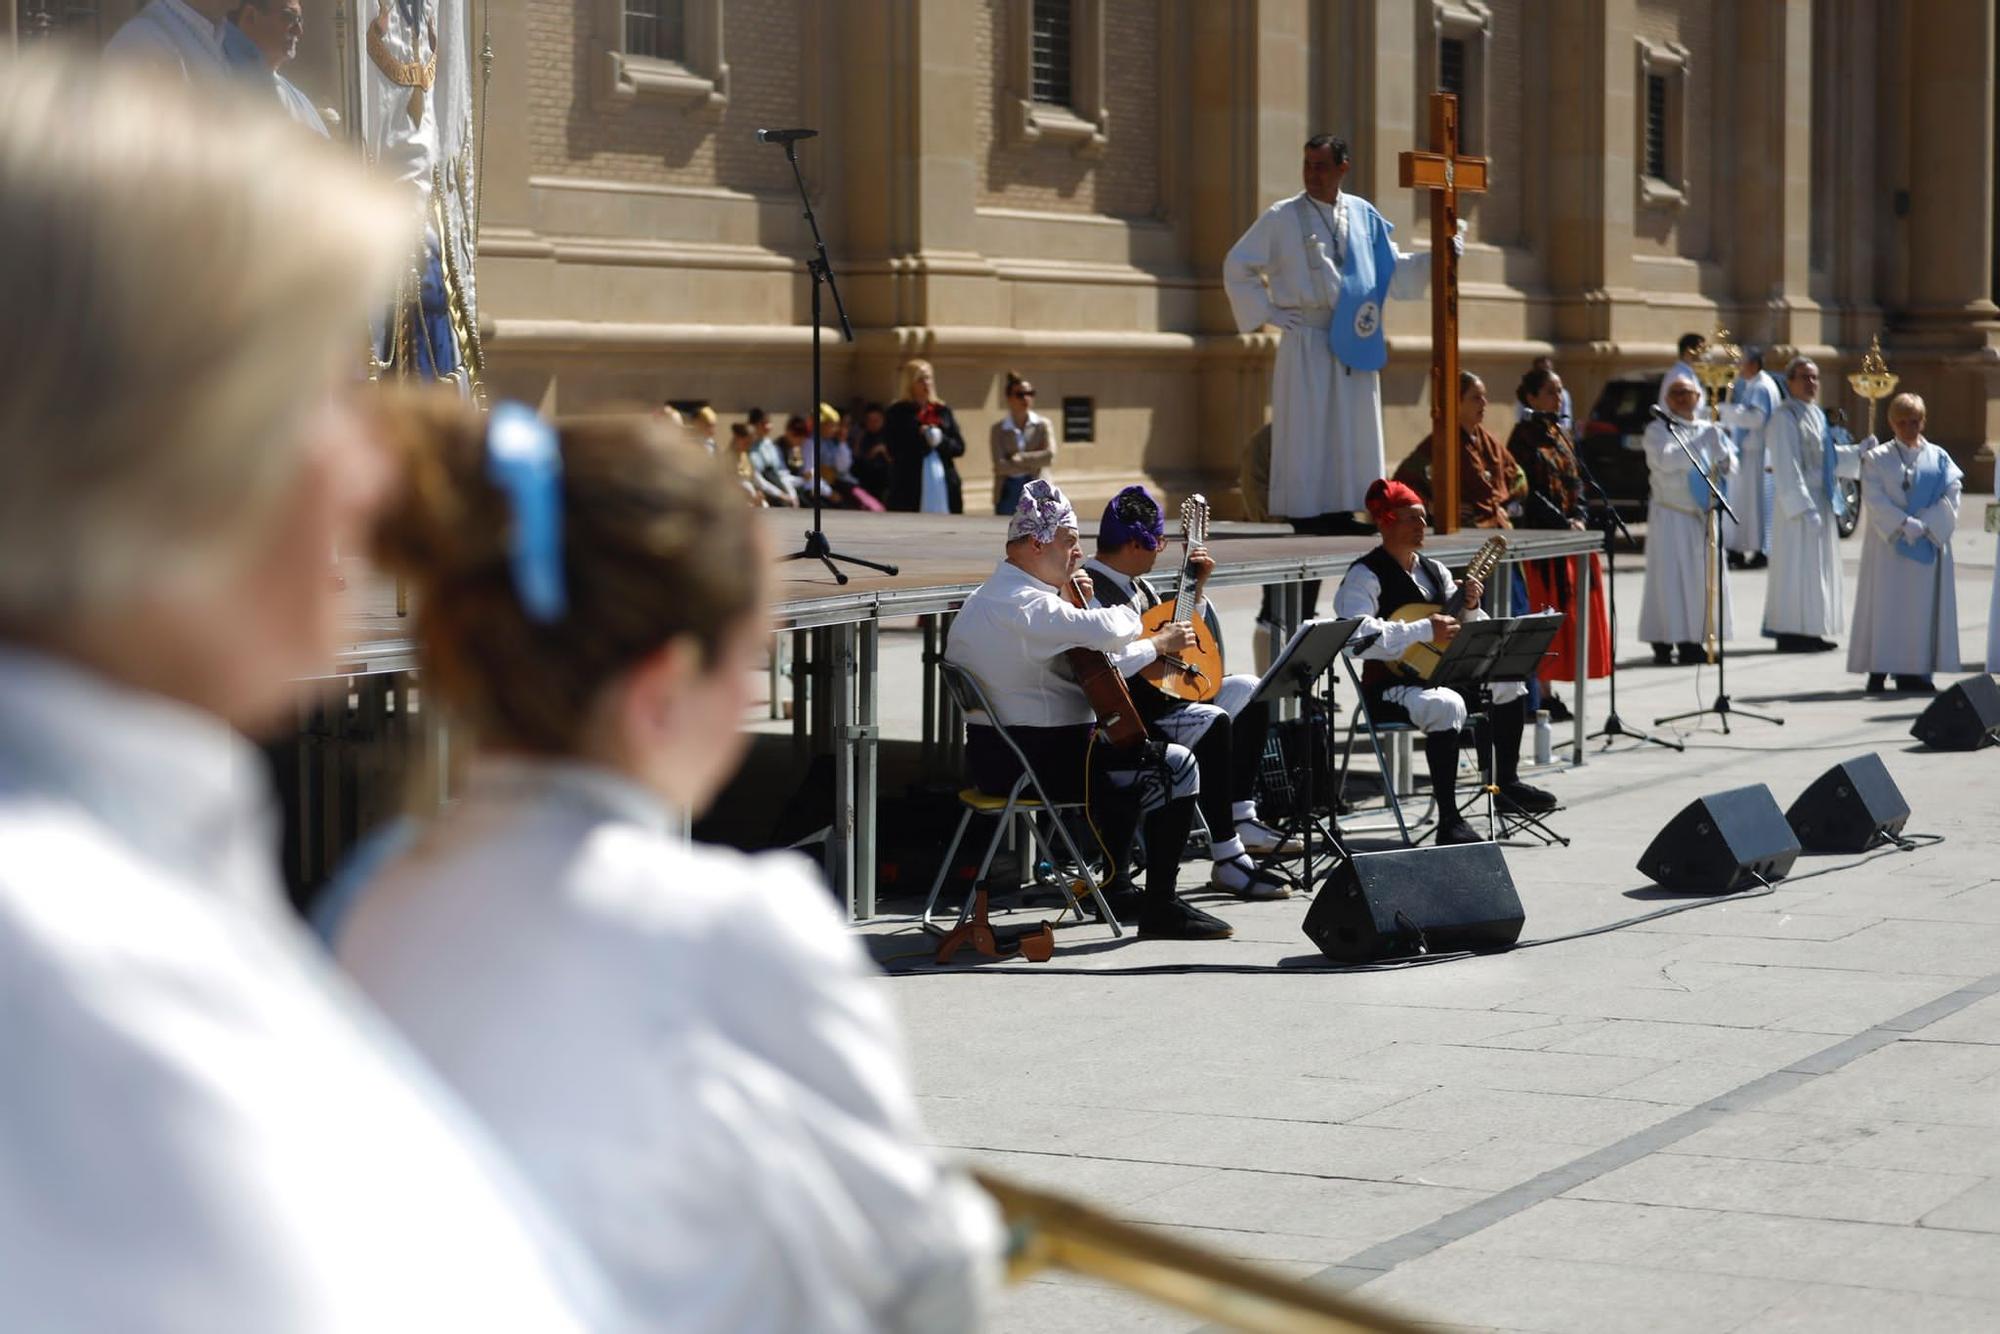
left=1098, top=485, right=1165, bottom=552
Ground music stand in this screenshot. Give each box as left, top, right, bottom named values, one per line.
left=1431, top=615, right=1571, bottom=846
left=1246, top=618, right=1364, bottom=893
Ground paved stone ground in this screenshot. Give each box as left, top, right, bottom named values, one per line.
left=854, top=507, right=2000, bottom=1332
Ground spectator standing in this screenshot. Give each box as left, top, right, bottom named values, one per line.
left=989, top=370, right=1057, bottom=515
left=885, top=359, right=966, bottom=514
left=222, top=0, right=328, bottom=135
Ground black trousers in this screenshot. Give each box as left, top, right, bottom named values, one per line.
left=966, top=724, right=1196, bottom=902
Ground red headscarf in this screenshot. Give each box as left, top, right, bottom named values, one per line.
left=1364, top=478, right=1424, bottom=526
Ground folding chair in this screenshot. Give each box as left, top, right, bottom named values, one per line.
left=919, top=663, right=1124, bottom=937
left=1335, top=655, right=1425, bottom=845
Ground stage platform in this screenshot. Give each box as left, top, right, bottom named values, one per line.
left=324, top=511, right=1605, bottom=917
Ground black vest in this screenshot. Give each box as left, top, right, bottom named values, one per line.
left=1356, top=546, right=1451, bottom=691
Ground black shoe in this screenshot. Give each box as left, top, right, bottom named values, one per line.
left=1542, top=694, right=1573, bottom=722
left=1436, top=816, right=1486, bottom=846
left=1136, top=897, right=1235, bottom=940
left=1807, top=637, right=1838, bottom=653
left=1726, top=551, right=1749, bottom=570
left=1651, top=643, right=1674, bottom=666
left=1865, top=673, right=1888, bottom=694
left=1085, top=877, right=1145, bottom=922
left=1748, top=553, right=1770, bottom=570
left=1676, top=642, right=1707, bottom=666
left=1774, top=634, right=1811, bottom=653
left=1892, top=675, right=1938, bottom=694
left=1498, top=781, right=1559, bottom=814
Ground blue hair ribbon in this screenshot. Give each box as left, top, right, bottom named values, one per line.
left=484, top=401, right=567, bottom=624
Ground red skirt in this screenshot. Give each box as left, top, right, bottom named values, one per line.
left=1523, top=552, right=1611, bottom=682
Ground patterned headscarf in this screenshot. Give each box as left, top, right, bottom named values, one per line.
left=1007, top=477, right=1077, bottom=544
left=1098, top=485, right=1165, bottom=551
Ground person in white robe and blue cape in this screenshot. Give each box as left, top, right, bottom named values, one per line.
left=1763, top=357, right=1849, bottom=653
left=1848, top=392, right=1963, bottom=693
left=1226, top=132, right=1455, bottom=629
left=334, top=398, right=1001, bottom=1332
left=1639, top=375, right=1735, bottom=665
left=1721, top=346, right=1783, bottom=568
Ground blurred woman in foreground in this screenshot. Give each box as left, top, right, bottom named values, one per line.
left=0, top=56, right=605, bottom=1329
left=335, top=398, right=1000, bottom=1331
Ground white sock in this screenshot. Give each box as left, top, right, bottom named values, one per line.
left=1231, top=799, right=1256, bottom=822
left=1212, top=853, right=1256, bottom=890
left=1210, top=835, right=1246, bottom=861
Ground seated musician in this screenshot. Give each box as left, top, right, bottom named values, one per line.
left=943, top=480, right=1233, bottom=940
left=1083, top=486, right=1296, bottom=902
left=1333, top=479, right=1557, bottom=846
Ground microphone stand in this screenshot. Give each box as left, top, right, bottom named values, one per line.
left=1650, top=412, right=1782, bottom=735
left=1564, top=435, right=1682, bottom=753
left=768, top=133, right=898, bottom=585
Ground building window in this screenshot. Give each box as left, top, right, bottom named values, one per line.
left=1003, top=0, right=1107, bottom=157
left=1644, top=74, right=1669, bottom=180
left=1635, top=37, right=1690, bottom=209
left=1061, top=397, right=1095, bottom=444
left=623, top=0, right=686, bottom=63
left=592, top=0, right=726, bottom=118
left=1427, top=3, right=1490, bottom=154
left=1030, top=0, right=1073, bottom=108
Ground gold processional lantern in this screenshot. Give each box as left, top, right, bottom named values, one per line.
left=1847, top=334, right=1900, bottom=440
left=1689, top=328, right=1741, bottom=664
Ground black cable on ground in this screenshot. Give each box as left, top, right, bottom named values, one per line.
left=876, top=831, right=1945, bottom=977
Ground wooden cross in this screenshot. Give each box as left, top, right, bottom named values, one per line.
left=1397, top=93, right=1487, bottom=536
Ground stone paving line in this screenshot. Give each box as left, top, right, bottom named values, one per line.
left=856, top=513, right=2000, bottom=1332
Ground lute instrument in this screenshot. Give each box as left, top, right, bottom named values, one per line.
left=1137, top=495, right=1225, bottom=703
left=1387, top=534, right=1507, bottom=682
left=1063, top=573, right=1149, bottom=749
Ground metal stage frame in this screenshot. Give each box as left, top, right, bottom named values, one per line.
left=319, top=513, right=1604, bottom=919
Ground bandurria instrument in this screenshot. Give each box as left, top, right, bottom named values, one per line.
left=1138, top=494, right=1225, bottom=703
left=1064, top=573, right=1149, bottom=749
left=1387, top=534, right=1507, bottom=681
left=978, top=1169, right=1425, bottom=1332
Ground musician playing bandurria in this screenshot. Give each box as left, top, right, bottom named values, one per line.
left=1084, top=487, right=1297, bottom=903
left=1332, top=479, right=1557, bottom=846
left=943, top=480, right=1233, bottom=940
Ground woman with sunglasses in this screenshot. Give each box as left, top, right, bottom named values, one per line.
left=990, top=370, right=1058, bottom=516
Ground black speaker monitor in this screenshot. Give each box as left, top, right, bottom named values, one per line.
left=1786, top=754, right=1910, bottom=853
left=1637, top=784, right=1800, bottom=893
left=1910, top=675, right=2000, bottom=751
left=1304, top=842, right=1523, bottom=962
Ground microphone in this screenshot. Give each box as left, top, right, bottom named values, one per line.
left=755, top=127, right=818, bottom=144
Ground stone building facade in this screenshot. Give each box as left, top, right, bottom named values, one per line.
left=18, top=0, right=2000, bottom=506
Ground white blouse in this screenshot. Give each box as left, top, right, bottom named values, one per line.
left=0, top=649, right=607, bottom=1332
left=336, top=758, right=1000, bottom=1333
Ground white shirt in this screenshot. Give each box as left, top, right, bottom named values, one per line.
left=104, top=0, right=228, bottom=78
left=338, top=758, right=1000, bottom=1334
left=1334, top=556, right=1478, bottom=660
left=0, top=649, right=607, bottom=1332
left=943, top=558, right=1150, bottom=726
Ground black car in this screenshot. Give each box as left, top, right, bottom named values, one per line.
left=1578, top=371, right=1860, bottom=538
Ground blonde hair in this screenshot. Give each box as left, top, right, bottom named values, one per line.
left=370, top=394, right=766, bottom=755
left=900, top=358, right=936, bottom=401
left=1888, top=392, right=1926, bottom=423
left=0, top=53, right=411, bottom=621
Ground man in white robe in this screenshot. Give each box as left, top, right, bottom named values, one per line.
left=1224, top=134, right=1446, bottom=535
left=1722, top=346, right=1783, bottom=565
left=1764, top=357, right=1847, bottom=652
left=1640, top=377, right=1734, bottom=664
left=104, top=0, right=231, bottom=77
left=1657, top=332, right=1707, bottom=409
left=1849, top=393, right=1963, bottom=692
